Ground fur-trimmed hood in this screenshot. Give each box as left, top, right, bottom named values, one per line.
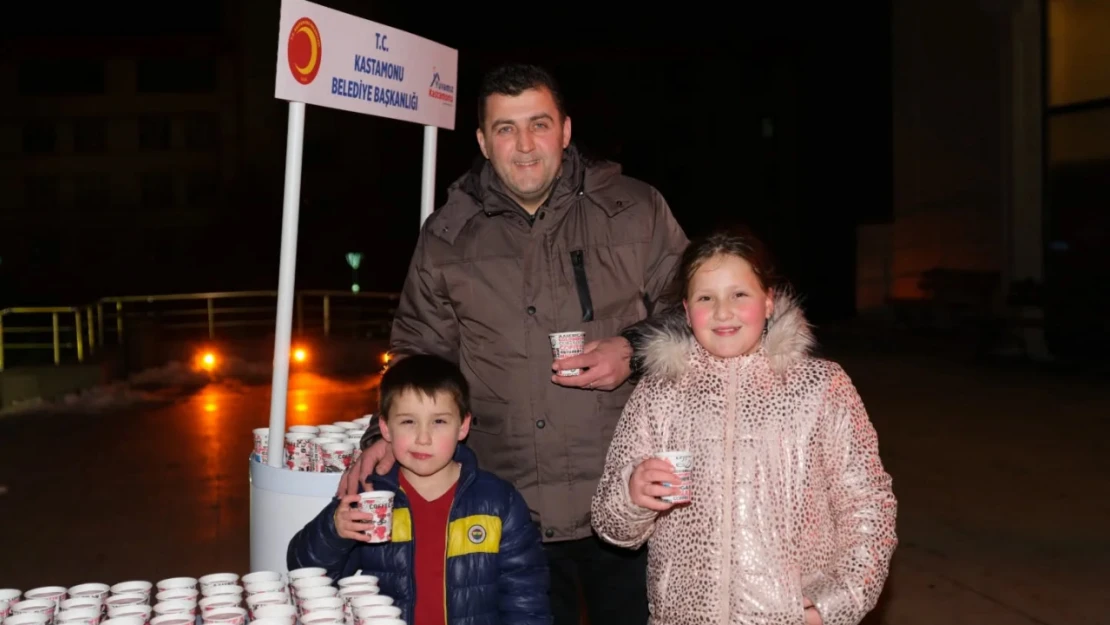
left=639, top=290, right=816, bottom=382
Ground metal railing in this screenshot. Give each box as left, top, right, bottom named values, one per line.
left=0, top=289, right=400, bottom=372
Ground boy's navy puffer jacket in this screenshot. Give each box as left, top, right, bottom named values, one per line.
left=287, top=443, right=552, bottom=625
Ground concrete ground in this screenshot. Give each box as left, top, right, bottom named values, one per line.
left=0, top=333, right=1106, bottom=624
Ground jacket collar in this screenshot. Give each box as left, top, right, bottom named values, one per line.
left=430, top=143, right=635, bottom=245
left=368, top=442, right=480, bottom=500
left=639, top=289, right=816, bottom=382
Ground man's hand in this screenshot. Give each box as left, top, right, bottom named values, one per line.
left=551, top=336, right=632, bottom=391
left=336, top=439, right=395, bottom=497
left=332, top=494, right=378, bottom=542
left=628, top=457, right=680, bottom=512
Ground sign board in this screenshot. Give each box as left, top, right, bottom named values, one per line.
left=275, top=0, right=458, bottom=130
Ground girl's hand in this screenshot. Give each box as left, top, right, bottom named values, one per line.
left=628, top=457, right=682, bottom=511
left=803, top=597, right=823, bottom=625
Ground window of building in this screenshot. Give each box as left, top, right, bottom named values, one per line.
left=186, top=170, right=222, bottom=207
left=185, top=113, right=221, bottom=150
left=18, top=59, right=105, bottom=96
left=22, top=121, right=57, bottom=154
left=24, top=175, right=60, bottom=210
left=74, top=118, right=107, bottom=153
left=136, top=58, right=218, bottom=93
left=139, top=116, right=172, bottom=151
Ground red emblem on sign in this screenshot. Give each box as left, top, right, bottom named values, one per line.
left=287, top=17, right=322, bottom=85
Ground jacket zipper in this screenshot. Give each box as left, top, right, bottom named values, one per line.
left=569, top=250, right=595, bottom=322
left=722, top=361, right=738, bottom=623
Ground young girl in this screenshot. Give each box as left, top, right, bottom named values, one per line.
left=592, top=230, right=897, bottom=625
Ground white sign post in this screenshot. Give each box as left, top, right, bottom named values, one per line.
left=252, top=0, right=457, bottom=573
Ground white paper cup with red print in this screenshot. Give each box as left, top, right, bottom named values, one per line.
left=357, top=491, right=395, bottom=543
left=322, top=442, right=355, bottom=473
left=5, top=614, right=50, bottom=625
left=111, top=582, right=153, bottom=602
left=287, top=568, right=326, bottom=583
left=11, top=599, right=57, bottom=622
left=25, top=587, right=67, bottom=610
left=56, top=606, right=102, bottom=625
left=150, top=614, right=194, bottom=625
left=355, top=605, right=402, bottom=625
left=200, top=606, right=247, bottom=625
left=107, top=604, right=152, bottom=623
left=155, top=579, right=197, bottom=594
left=288, top=425, right=319, bottom=436
left=549, top=331, right=586, bottom=376
left=284, top=433, right=315, bottom=471
left=654, top=450, right=693, bottom=503
left=251, top=428, right=269, bottom=462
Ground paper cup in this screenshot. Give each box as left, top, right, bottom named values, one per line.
left=59, top=598, right=101, bottom=613
left=301, top=610, right=343, bottom=625
left=288, top=425, right=319, bottom=435
left=654, top=450, right=693, bottom=503
left=0, top=589, right=22, bottom=603
left=336, top=576, right=377, bottom=590
left=111, top=582, right=152, bottom=601
left=244, top=581, right=285, bottom=597
left=315, top=425, right=346, bottom=435
left=102, top=617, right=145, bottom=625
left=68, top=584, right=109, bottom=600
left=4, top=613, right=50, bottom=625
left=357, top=491, right=395, bottom=543
left=56, top=607, right=101, bottom=625
left=154, top=589, right=197, bottom=604
left=549, top=331, right=585, bottom=375
left=150, top=615, right=193, bottom=625
left=152, top=600, right=196, bottom=618
left=322, top=442, right=354, bottom=473
left=106, top=593, right=149, bottom=610
left=200, top=606, right=246, bottom=625
left=107, top=604, right=152, bottom=622
left=355, top=604, right=402, bottom=623
left=284, top=433, right=315, bottom=471
left=155, top=579, right=196, bottom=593
left=331, top=422, right=359, bottom=431
left=245, top=592, right=288, bottom=614
left=200, top=585, right=241, bottom=600
left=11, top=599, right=56, bottom=620
left=24, top=587, right=67, bottom=609
left=301, top=597, right=343, bottom=615
left=252, top=428, right=269, bottom=462
left=240, top=572, right=281, bottom=587
left=295, top=587, right=336, bottom=606
left=352, top=416, right=372, bottom=428
left=349, top=595, right=393, bottom=610
left=287, top=568, right=326, bottom=582
left=290, top=577, right=330, bottom=594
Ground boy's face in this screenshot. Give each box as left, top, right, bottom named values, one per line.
left=379, top=389, right=470, bottom=478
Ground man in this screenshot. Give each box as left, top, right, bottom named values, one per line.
left=340, top=63, right=688, bottom=625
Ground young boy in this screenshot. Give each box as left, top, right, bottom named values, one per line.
left=287, top=354, right=551, bottom=625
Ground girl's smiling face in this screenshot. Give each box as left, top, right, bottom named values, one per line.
left=683, top=253, right=773, bottom=358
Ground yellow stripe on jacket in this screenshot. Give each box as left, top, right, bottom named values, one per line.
left=389, top=509, right=501, bottom=557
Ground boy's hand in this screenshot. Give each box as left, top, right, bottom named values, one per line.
left=803, top=597, right=823, bottom=625
left=337, top=439, right=395, bottom=497
left=333, top=495, right=379, bottom=542
left=628, top=457, right=681, bottom=512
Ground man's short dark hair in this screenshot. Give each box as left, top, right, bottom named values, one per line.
left=378, top=354, right=470, bottom=421
left=477, top=63, right=567, bottom=129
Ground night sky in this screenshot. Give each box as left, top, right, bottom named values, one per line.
left=8, top=3, right=892, bottom=322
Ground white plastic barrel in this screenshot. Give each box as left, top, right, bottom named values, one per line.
left=249, top=459, right=342, bottom=573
